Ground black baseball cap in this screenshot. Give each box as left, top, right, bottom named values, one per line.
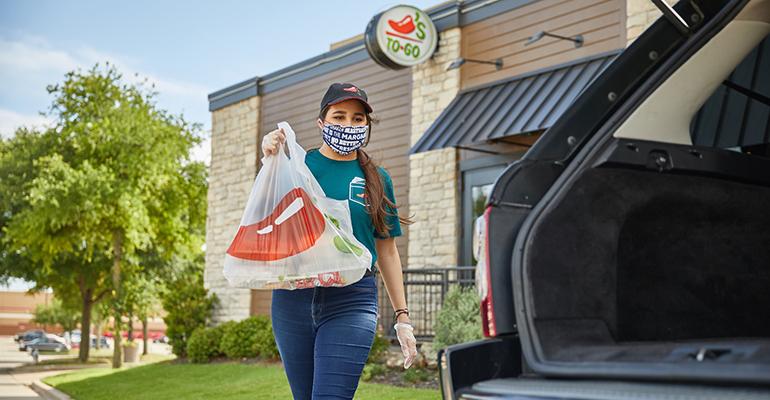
left=320, top=82, right=374, bottom=114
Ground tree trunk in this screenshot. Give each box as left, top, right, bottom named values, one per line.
left=79, top=288, right=93, bottom=363
left=142, top=316, right=149, bottom=355
left=111, top=230, right=123, bottom=369
left=127, top=311, right=134, bottom=341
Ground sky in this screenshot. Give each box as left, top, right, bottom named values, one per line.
left=0, top=0, right=440, bottom=291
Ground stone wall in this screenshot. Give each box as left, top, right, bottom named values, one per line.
left=407, top=27, right=462, bottom=334
left=204, top=96, right=260, bottom=323
left=626, top=0, right=662, bottom=45
left=408, top=27, right=462, bottom=271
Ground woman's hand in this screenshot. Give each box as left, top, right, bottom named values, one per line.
left=393, top=321, right=418, bottom=369
left=262, top=128, right=286, bottom=156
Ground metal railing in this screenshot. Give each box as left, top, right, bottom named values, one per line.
left=377, top=266, right=476, bottom=340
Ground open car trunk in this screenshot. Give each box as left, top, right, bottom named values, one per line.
left=512, top=0, right=770, bottom=385
left=519, top=143, right=770, bottom=383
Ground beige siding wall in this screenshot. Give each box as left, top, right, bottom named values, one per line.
left=461, top=0, right=625, bottom=89
left=259, top=59, right=412, bottom=269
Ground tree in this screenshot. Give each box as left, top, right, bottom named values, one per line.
left=160, top=253, right=218, bottom=358
left=0, top=127, right=113, bottom=363
left=1, top=62, right=207, bottom=368
left=121, top=269, right=163, bottom=354
left=33, top=297, right=80, bottom=333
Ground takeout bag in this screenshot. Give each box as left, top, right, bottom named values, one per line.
left=223, top=121, right=372, bottom=289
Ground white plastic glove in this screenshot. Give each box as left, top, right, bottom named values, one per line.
left=393, top=322, right=418, bottom=369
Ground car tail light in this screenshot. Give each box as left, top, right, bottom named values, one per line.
left=474, top=206, right=497, bottom=337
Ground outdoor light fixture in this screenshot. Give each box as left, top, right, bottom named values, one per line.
left=446, top=57, right=503, bottom=71
left=525, top=31, right=584, bottom=48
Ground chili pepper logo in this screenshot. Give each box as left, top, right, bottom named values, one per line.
left=388, top=15, right=415, bottom=34
left=385, top=11, right=427, bottom=43
left=226, top=187, right=326, bottom=261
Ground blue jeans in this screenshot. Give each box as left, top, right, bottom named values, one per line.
left=271, top=274, right=379, bottom=399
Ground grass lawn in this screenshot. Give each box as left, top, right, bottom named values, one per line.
left=43, top=360, right=440, bottom=400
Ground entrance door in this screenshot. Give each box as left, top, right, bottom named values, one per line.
left=461, top=165, right=505, bottom=270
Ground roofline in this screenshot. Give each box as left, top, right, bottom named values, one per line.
left=208, top=0, right=537, bottom=111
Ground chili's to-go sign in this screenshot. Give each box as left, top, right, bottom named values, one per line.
left=364, top=5, right=438, bottom=70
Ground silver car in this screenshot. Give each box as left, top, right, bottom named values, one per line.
left=26, top=333, right=71, bottom=352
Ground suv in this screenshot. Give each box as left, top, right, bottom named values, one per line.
left=439, top=0, right=770, bottom=399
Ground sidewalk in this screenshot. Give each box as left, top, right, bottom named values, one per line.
left=7, top=368, right=72, bottom=400
left=0, top=349, right=74, bottom=400
left=0, top=335, right=91, bottom=400
left=0, top=336, right=45, bottom=400
left=0, top=361, right=43, bottom=399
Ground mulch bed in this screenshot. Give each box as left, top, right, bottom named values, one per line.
left=367, top=367, right=439, bottom=390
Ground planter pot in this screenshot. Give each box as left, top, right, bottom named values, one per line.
left=123, top=344, right=139, bottom=363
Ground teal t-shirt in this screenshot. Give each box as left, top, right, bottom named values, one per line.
left=304, top=148, right=402, bottom=271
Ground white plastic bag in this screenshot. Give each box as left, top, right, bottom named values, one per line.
left=223, top=121, right=373, bottom=289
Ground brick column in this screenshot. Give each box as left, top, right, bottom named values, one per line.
left=205, top=96, right=260, bottom=323
left=626, top=0, right=662, bottom=45
left=407, top=27, right=462, bottom=335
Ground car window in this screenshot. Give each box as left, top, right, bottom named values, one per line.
left=690, top=34, right=770, bottom=156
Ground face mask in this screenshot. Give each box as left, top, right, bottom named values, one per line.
left=321, top=122, right=368, bottom=155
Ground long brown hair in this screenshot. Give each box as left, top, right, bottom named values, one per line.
left=319, top=106, right=414, bottom=238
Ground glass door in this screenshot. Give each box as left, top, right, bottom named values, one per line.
left=461, top=166, right=504, bottom=269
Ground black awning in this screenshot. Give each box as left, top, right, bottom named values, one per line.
left=410, top=51, right=619, bottom=155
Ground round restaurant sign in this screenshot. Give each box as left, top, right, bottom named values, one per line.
left=364, top=5, right=438, bottom=70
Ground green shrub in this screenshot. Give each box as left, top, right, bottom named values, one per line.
left=213, top=320, right=237, bottom=356
left=253, top=317, right=279, bottom=360
left=161, top=265, right=219, bottom=358
left=187, top=326, right=224, bottom=363
left=403, top=367, right=431, bottom=383
left=361, top=363, right=387, bottom=381
left=367, top=331, right=389, bottom=363
left=220, top=316, right=278, bottom=359
left=433, top=285, right=483, bottom=350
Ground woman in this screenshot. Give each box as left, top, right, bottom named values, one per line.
left=261, top=82, right=419, bottom=400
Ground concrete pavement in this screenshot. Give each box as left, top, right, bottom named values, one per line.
left=0, top=335, right=76, bottom=400
left=0, top=335, right=41, bottom=399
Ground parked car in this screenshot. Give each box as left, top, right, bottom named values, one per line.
left=439, top=0, right=770, bottom=398
left=153, top=334, right=169, bottom=344
left=26, top=333, right=71, bottom=352
left=69, top=330, right=110, bottom=349
left=15, top=329, right=44, bottom=343
left=91, top=336, right=110, bottom=348
left=17, top=330, right=46, bottom=351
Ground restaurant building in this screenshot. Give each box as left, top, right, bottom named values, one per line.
left=205, top=0, right=664, bottom=326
